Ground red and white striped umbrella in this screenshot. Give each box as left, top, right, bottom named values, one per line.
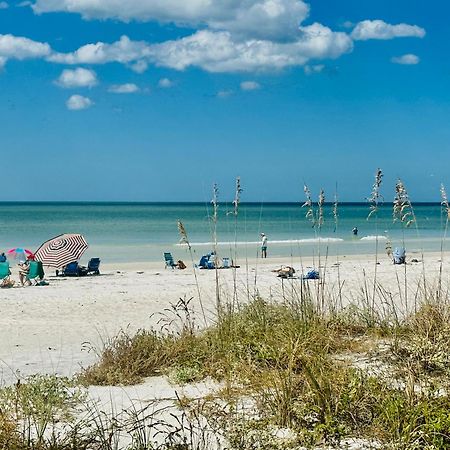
left=34, top=234, right=88, bottom=268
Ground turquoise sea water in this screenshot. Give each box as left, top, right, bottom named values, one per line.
left=0, top=202, right=447, bottom=263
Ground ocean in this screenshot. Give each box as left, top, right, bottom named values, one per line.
left=0, top=202, right=447, bottom=264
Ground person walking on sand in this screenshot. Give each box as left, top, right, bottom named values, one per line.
left=260, top=233, right=268, bottom=258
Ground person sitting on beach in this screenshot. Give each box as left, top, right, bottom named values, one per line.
left=18, top=255, right=34, bottom=286
left=0, top=253, right=6, bottom=263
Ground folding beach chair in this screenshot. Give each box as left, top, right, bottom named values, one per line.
left=164, top=252, right=177, bottom=269
left=0, top=262, right=13, bottom=288
left=57, top=261, right=81, bottom=276
left=26, top=261, right=45, bottom=285
left=80, top=258, right=101, bottom=275
left=393, top=247, right=406, bottom=265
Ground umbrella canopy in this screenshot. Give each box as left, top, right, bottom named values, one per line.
left=7, top=248, right=34, bottom=262
left=34, top=234, right=88, bottom=268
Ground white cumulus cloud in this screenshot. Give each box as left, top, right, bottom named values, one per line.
left=153, top=25, right=352, bottom=72
left=108, top=83, right=139, bottom=93
left=217, top=89, right=233, bottom=98
left=304, top=64, right=324, bottom=75
left=56, top=67, right=97, bottom=88
left=240, top=80, right=260, bottom=90
left=46, top=24, right=353, bottom=73
left=0, top=34, right=51, bottom=66
left=158, top=77, right=174, bottom=88
left=0, top=2, right=9, bottom=9
left=66, top=94, right=93, bottom=110
left=351, top=20, right=425, bottom=41
left=48, top=35, right=151, bottom=65
left=391, top=54, right=420, bottom=65
left=33, top=0, right=310, bottom=41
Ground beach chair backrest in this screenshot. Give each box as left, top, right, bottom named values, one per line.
left=0, top=262, right=9, bottom=279
left=222, top=257, right=230, bottom=268
left=64, top=262, right=79, bottom=275
left=88, top=258, right=101, bottom=270
left=27, top=261, right=39, bottom=280
left=393, top=247, right=406, bottom=264
left=164, top=252, right=175, bottom=267
left=198, top=255, right=209, bottom=268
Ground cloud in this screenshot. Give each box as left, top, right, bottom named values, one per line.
left=217, top=89, right=233, bottom=98
left=151, top=25, right=352, bottom=72
left=304, top=64, right=324, bottom=75
left=0, top=34, right=51, bottom=66
left=391, top=54, right=420, bottom=65
left=208, top=0, right=310, bottom=41
left=108, top=83, right=139, bottom=93
left=158, top=77, right=174, bottom=88
left=56, top=67, right=97, bottom=88
left=33, top=0, right=310, bottom=41
left=351, top=20, right=425, bottom=41
left=48, top=35, right=151, bottom=65
left=240, top=80, right=260, bottom=90
left=0, top=2, right=8, bottom=9
left=66, top=94, right=93, bottom=110
left=46, top=24, right=353, bottom=73
left=129, top=60, right=148, bottom=73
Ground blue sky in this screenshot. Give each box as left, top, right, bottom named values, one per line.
left=0, top=0, right=447, bottom=202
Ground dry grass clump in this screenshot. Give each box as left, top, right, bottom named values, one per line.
left=81, top=292, right=450, bottom=448
left=0, top=374, right=86, bottom=450
left=82, top=296, right=357, bottom=387
left=388, top=301, right=450, bottom=379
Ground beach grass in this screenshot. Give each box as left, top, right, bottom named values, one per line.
left=3, top=290, right=450, bottom=449
left=75, top=287, right=450, bottom=448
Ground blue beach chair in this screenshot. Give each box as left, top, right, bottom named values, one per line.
left=198, top=254, right=209, bottom=269
left=164, top=253, right=177, bottom=269
left=393, top=247, right=406, bottom=265
left=57, top=261, right=81, bottom=277
left=85, top=258, right=101, bottom=275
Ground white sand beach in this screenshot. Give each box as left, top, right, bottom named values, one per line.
left=0, top=251, right=446, bottom=386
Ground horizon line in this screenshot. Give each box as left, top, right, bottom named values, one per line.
left=0, top=201, right=444, bottom=206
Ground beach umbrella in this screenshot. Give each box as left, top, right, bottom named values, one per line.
left=34, top=234, right=88, bottom=268
left=7, top=248, right=34, bottom=262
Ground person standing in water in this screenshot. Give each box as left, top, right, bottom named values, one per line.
left=260, top=233, right=268, bottom=258
left=352, top=227, right=358, bottom=236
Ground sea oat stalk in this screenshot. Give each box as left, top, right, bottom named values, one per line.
left=317, top=189, right=325, bottom=231
left=393, top=179, right=415, bottom=228
left=302, top=184, right=315, bottom=228
left=439, top=183, right=450, bottom=300
left=367, top=168, right=383, bottom=220
left=177, top=220, right=207, bottom=327
left=366, top=168, right=383, bottom=322
left=211, top=184, right=221, bottom=313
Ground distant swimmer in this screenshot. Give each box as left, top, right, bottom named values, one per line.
left=352, top=227, right=358, bottom=236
